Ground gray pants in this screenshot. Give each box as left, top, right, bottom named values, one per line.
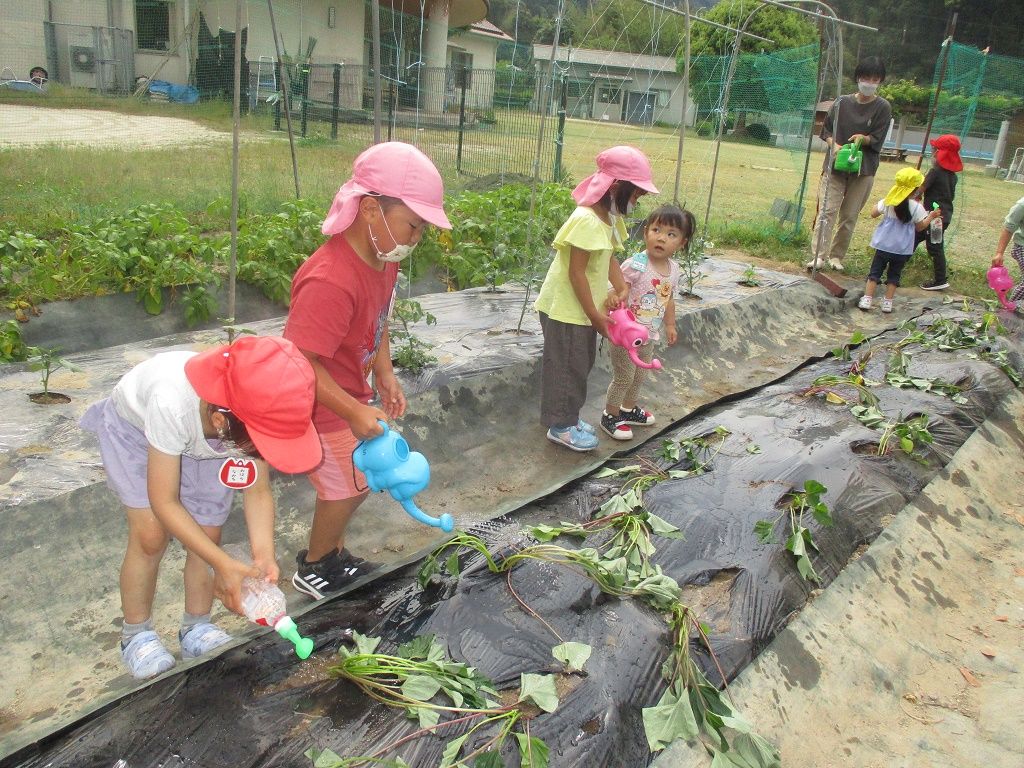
left=539, top=311, right=597, bottom=429
left=606, top=343, right=654, bottom=411
left=811, top=171, right=876, bottom=264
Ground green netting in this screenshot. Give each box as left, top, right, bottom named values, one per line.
left=928, top=42, right=1024, bottom=138
left=687, top=43, right=823, bottom=241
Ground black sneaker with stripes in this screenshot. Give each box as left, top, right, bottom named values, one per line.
left=292, top=548, right=379, bottom=599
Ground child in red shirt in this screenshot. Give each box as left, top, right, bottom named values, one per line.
left=284, top=142, right=451, bottom=599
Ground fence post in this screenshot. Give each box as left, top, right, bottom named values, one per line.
left=554, top=74, right=567, bottom=182
left=273, top=60, right=282, bottom=130
left=331, top=63, right=341, bottom=139
left=300, top=65, right=309, bottom=137
left=457, top=69, right=468, bottom=173
left=387, top=81, right=394, bottom=141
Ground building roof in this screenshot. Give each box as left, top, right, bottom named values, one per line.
left=470, top=19, right=514, bottom=42
left=532, top=44, right=679, bottom=74
left=387, top=0, right=488, bottom=29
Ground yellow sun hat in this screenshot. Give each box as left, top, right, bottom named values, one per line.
left=882, top=167, right=925, bottom=207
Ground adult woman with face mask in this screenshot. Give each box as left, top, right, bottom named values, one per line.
left=283, top=142, right=451, bottom=599
left=806, top=57, right=893, bottom=273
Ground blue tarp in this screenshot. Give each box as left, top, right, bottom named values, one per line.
left=147, top=79, right=199, bottom=104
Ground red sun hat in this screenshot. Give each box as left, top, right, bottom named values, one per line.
left=321, top=141, right=451, bottom=235
left=572, top=145, right=660, bottom=206
left=930, top=134, right=963, bottom=172
left=184, top=336, right=322, bottom=474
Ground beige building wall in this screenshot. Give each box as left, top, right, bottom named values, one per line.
left=447, top=30, right=499, bottom=109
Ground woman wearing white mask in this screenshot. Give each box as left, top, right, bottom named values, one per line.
left=283, top=142, right=451, bottom=600
left=807, top=57, right=893, bottom=272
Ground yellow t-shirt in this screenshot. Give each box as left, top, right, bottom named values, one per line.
left=534, top=206, right=627, bottom=326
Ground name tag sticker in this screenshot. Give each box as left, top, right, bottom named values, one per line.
left=219, top=458, right=258, bottom=489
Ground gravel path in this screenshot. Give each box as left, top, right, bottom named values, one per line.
left=0, top=103, right=231, bottom=148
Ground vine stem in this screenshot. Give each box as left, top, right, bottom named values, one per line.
left=506, top=569, right=564, bottom=643
left=363, top=708, right=514, bottom=763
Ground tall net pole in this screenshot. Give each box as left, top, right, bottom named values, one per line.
left=227, top=0, right=243, bottom=340
left=267, top=0, right=301, bottom=199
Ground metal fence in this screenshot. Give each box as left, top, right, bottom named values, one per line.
left=246, top=61, right=559, bottom=180
left=42, top=22, right=135, bottom=95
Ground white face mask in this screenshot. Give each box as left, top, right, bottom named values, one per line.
left=369, top=212, right=416, bottom=263
left=609, top=195, right=636, bottom=217
left=858, top=80, right=879, bottom=97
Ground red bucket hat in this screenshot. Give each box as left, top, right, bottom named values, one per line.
left=930, top=134, right=963, bottom=172
left=322, top=142, right=451, bottom=235
left=185, top=336, right=322, bottom=474
left=572, top=145, right=660, bottom=206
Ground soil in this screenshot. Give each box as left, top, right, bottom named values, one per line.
left=27, top=391, right=70, bottom=404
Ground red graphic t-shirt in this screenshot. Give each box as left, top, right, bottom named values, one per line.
left=284, top=235, right=398, bottom=432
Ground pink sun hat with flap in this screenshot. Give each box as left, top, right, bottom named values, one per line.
left=322, top=142, right=451, bottom=235
left=572, top=145, right=660, bottom=206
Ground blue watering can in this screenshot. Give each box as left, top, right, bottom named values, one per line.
left=352, top=421, right=454, bottom=532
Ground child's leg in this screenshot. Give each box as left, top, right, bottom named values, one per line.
left=620, top=345, right=653, bottom=411
left=308, top=495, right=368, bottom=561
left=1009, top=244, right=1024, bottom=302
left=120, top=506, right=170, bottom=625
left=884, top=254, right=911, bottom=297
left=605, top=344, right=635, bottom=414
left=924, top=230, right=948, bottom=285
left=182, top=523, right=223, bottom=617
left=864, top=250, right=888, bottom=296
left=539, top=312, right=597, bottom=428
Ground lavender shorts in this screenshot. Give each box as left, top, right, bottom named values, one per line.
left=80, top=398, right=234, bottom=526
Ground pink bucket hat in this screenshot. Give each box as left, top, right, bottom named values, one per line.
left=322, top=142, right=451, bottom=235
left=572, top=145, right=659, bottom=206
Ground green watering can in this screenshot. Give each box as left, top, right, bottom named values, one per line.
left=833, top=137, right=863, bottom=174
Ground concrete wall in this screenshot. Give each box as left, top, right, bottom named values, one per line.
left=447, top=30, right=499, bottom=109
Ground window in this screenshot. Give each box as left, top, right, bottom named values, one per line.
left=653, top=89, right=670, bottom=107
left=451, top=50, right=473, bottom=89
left=136, top=1, right=172, bottom=51
left=598, top=86, right=621, bottom=103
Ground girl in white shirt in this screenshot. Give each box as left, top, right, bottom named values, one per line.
left=80, top=336, right=321, bottom=679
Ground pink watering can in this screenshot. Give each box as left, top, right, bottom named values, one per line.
left=607, top=307, right=662, bottom=370
left=987, top=265, right=1016, bottom=311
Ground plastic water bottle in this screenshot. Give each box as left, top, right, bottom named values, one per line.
left=929, top=203, right=943, bottom=244
left=240, top=577, right=314, bottom=659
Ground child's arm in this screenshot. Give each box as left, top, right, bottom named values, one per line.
left=914, top=204, right=940, bottom=232
left=301, top=350, right=388, bottom=440
left=607, top=257, right=629, bottom=309
left=870, top=200, right=883, bottom=219
left=663, top=298, right=678, bottom=346
left=568, top=246, right=610, bottom=337
left=241, top=460, right=279, bottom=585
left=372, top=330, right=406, bottom=420
left=993, top=228, right=1013, bottom=266
left=147, top=447, right=259, bottom=614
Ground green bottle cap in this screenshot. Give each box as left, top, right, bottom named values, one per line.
left=274, top=615, right=314, bottom=660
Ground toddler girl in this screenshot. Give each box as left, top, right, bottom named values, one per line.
left=603, top=204, right=694, bottom=440
left=858, top=168, right=939, bottom=313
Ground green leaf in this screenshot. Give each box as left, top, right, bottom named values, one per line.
left=515, top=734, right=550, bottom=768
left=642, top=683, right=699, bottom=751
left=811, top=502, right=833, bottom=527
left=802, top=479, right=826, bottom=496
left=401, top=674, right=442, bottom=702
left=745, top=444, right=762, bottom=454
left=900, top=436, right=914, bottom=453
left=306, top=747, right=346, bottom=768
left=417, top=706, right=440, bottom=729
left=397, top=634, right=436, bottom=660
left=351, top=630, right=381, bottom=655
left=519, top=673, right=559, bottom=713
left=446, top=552, right=461, bottom=578
left=647, top=513, right=685, bottom=539
left=552, top=641, right=592, bottom=672
left=440, top=733, right=470, bottom=768
left=796, top=555, right=820, bottom=583
left=785, top=531, right=806, bottom=558
left=473, top=752, right=504, bottom=768
left=753, top=520, right=775, bottom=543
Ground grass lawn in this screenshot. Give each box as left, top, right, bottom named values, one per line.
left=2, top=93, right=1022, bottom=299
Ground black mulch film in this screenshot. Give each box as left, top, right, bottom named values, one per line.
left=5, top=308, right=1022, bottom=768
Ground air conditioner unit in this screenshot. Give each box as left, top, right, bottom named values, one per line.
left=68, top=44, right=97, bottom=88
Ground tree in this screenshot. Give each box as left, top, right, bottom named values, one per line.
left=689, top=0, right=818, bottom=56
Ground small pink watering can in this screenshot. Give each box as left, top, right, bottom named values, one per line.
left=607, top=307, right=662, bottom=370
left=987, top=265, right=1016, bottom=311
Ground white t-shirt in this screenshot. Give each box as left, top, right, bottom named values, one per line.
left=111, top=351, right=230, bottom=459
left=870, top=199, right=926, bottom=255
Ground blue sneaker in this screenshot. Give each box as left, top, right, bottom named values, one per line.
left=576, top=419, right=596, bottom=435
left=546, top=425, right=599, bottom=452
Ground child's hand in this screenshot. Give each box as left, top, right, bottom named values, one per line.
left=593, top=313, right=612, bottom=340
left=350, top=403, right=388, bottom=440
left=665, top=326, right=678, bottom=346
left=993, top=253, right=1005, bottom=267
left=375, top=371, right=407, bottom=419
left=252, top=554, right=280, bottom=585
left=214, top=557, right=261, bottom=616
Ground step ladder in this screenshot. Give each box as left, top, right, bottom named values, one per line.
left=1008, top=147, right=1024, bottom=184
